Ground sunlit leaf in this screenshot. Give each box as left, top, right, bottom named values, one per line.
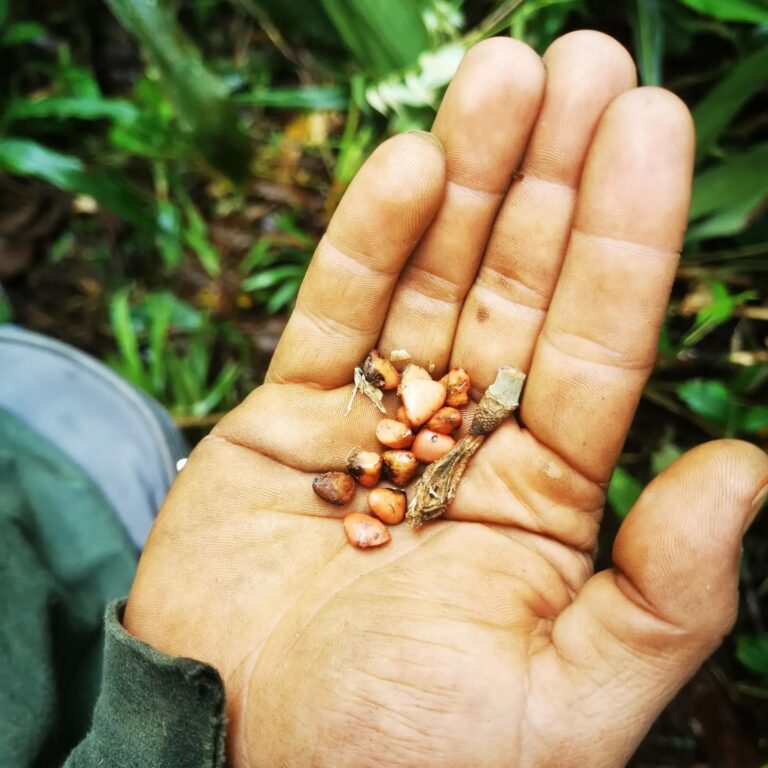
left=4, top=96, right=138, bottom=123
left=234, top=85, right=348, bottom=110
left=677, top=0, right=768, bottom=24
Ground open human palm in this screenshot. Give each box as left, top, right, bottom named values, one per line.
left=125, top=31, right=768, bottom=767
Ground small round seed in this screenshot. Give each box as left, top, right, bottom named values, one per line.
left=412, top=430, right=456, bottom=463
left=400, top=380, right=446, bottom=426
left=375, top=418, right=414, bottom=449
left=368, top=487, right=407, bottom=525
left=381, top=450, right=419, bottom=486
left=426, top=406, right=462, bottom=434
left=440, top=368, right=471, bottom=407
left=346, top=451, right=383, bottom=488
left=362, top=349, right=400, bottom=391
left=312, top=471, right=356, bottom=505
left=343, top=513, right=391, bottom=549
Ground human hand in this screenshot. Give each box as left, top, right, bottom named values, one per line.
left=124, top=31, right=768, bottom=767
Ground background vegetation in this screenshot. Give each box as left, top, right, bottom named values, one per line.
left=1, top=0, right=767, bottom=763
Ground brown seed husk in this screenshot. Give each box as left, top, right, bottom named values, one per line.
left=406, top=367, right=525, bottom=527
left=381, top=450, right=419, bottom=487
left=344, top=512, right=391, bottom=548
left=313, top=471, right=356, bottom=505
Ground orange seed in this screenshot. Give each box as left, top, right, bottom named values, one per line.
left=343, top=513, right=391, bottom=549
left=381, top=450, right=419, bottom=487
left=375, top=418, right=414, bottom=449
left=346, top=451, right=383, bottom=488
left=368, top=487, right=407, bottom=525
left=440, top=368, right=471, bottom=407
left=412, top=430, right=456, bottom=463
left=426, top=406, right=462, bottom=434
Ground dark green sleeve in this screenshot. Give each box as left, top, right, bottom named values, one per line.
left=64, top=599, right=227, bottom=768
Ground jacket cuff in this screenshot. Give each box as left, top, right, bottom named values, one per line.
left=65, top=599, right=226, bottom=768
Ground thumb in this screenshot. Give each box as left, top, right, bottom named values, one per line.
left=545, top=439, right=768, bottom=766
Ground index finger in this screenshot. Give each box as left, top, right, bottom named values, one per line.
left=266, top=132, right=446, bottom=389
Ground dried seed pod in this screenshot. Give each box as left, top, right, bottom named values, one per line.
left=426, top=406, right=462, bottom=434
left=395, top=405, right=416, bottom=429
left=312, top=471, right=356, bottom=505
left=440, top=368, right=471, bottom=407
left=368, top=487, right=407, bottom=525
left=344, top=513, right=391, bottom=549
left=407, top=367, right=526, bottom=528
left=381, top=450, right=419, bottom=487
left=400, top=379, right=446, bottom=426
left=412, top=429, right=456, bottom=463
left=346, top=451, right=383, bottom=488
left=375, top=418, right=414, bottom=449
left=397, top=363, right=431, bottom=397
left=362, top=349, right=400, bottom=391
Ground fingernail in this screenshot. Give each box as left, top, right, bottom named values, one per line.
left=408, top=130, right=443, bottom=151
left=748, top=482, right=768, bottom=527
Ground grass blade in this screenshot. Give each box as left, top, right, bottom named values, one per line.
left=0, top=137, right=153, bottom=229
left=104, top=0, right=251, bottom=182
left=633, top=0, right=664, bottom=86
left=692, top=46, right=768, bottom=157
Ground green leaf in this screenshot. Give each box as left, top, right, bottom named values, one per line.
left=234, top=85, right=349, bottom=110
left=0, top=290, right=12, bottom=324
left=693, top=47, right=768, bottom=157
left=241, top=265, right=306, bottom=292
left=634, top=0, right=664, bottom=86
left=320, top=0, right=431, bottom=77
left=0, top=138, right=153, bottom=230
left=4, top=96, right=138, bottom=123
left=736, top=634, right=768, bottom=675
left=739, top=405, right=768, bottom=433
left=677, top=379, right=732, bottom=424
left=688, top=143, right=768, bottom=240
left=183, top=202, right=220, bottom=277
left=266, top=277, right=302, bottom=313
left=681, top=280, right=757, bottom=346
left=190, top=362, right=239, bottom=417
left=109, top=290, right=146, bottom=389
left=104, top=0, right=250, bottom=182
left=676, top=0, right=768, bottom=24
left=1, top=21, right=46, bottom=46
left=607, top=466, right=643, bottom=519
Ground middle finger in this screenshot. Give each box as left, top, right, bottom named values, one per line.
left=378, top=37, right=545, bottom=373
